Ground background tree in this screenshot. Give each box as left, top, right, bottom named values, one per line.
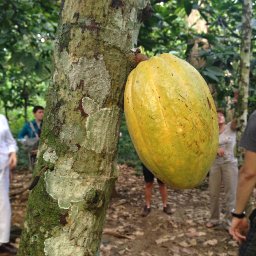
left=237, top=0, right=252, bottom=124
left=18, top=1, right=150, bottom=255
left=138, top=0, right=256, bottom=110
left=235, top=0, right=253, bottom=167
left=0, top=0, right=59, bottom=119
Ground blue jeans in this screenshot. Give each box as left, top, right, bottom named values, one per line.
left=239, top=208, right=256, bottom=256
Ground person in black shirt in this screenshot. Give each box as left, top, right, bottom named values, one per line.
left=229, top=110, right=256, bottom=256
left=141, top=164, right=172, bottom=217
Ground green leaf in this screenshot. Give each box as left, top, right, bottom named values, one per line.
left=205, top=66, right=224, bottom=76
left=202, top=70, right=220, bottom=82
left=184, top=1, right=193, bottom=16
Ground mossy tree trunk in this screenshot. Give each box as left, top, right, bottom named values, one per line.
left=18, top=1, right=149, bottom=255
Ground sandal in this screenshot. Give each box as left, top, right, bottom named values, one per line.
left=206, top=222, right=219, bottom=228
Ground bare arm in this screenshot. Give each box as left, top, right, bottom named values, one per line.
left=9, top=152, right=17, bottom=170
left=229, top=150, right=256, bottom=242
left=235, top=150, right=256, bottom=213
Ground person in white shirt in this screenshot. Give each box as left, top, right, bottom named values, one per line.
left=0, top=114, right=18, bottom=254
left=206, top=109, right=238, bottom=229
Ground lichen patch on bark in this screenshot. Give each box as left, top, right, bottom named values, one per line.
left=84, top=107, right=119, bottom=153
left=44, top=157, right=87, bottom=209
left=44, top=233, right=85, bottom=256
left=59, top=123, right=85, bottom=145
left=57, top=51, right=111, bottom=106
left=43, top=148, right=59, bottom=164
left=82, top=97, right=100, bottom=115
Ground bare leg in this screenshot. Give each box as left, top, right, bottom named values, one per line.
left=158, top=183, right=168, bottom=207
left=144, top=182, right=154, bottom=208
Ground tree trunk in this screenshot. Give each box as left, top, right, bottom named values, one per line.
left=4, top=101, right=8, bottom=120
left=18, top=1, right=149, bottom=255
left=236, top=0, right=252, bottom=165
left=22, top=82, right=29, bottom=122
left=237, top=0, right=252, bottom=123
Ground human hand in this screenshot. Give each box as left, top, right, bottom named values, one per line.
left=128, top=48, right=148, bottom=67
left=134, top=53, right=149, bottom=64
left=9, top=152, right=17, bottom=170
left=217, top=147, right=225, bottom=157
left=230, top=119, right=237, bottom=130
left=229, top=217, right=249, bottom=243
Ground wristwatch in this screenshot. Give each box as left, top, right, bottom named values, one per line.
left=231, top=208, right=246, bottom=219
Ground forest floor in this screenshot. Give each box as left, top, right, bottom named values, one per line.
left=3, top=164, right=245, bottom=256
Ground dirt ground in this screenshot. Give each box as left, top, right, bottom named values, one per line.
left=4, top=165, right=243, bottom=256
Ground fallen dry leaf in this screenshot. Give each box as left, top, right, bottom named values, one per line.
left=155, top=235, right=171, bottom=245
left=179, top=241, right=190, bottom=248
left=10, top=164, right=247, bottom=256
left=203, top=239, right=218, bottom=246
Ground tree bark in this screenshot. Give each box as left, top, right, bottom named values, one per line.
left=18, top=1, right=149, bottom=255
left=4, top=102, right=8, bottom=119
left=237, top=0, right=252, bottom=123
left=236, top=0, right=252, bottom=165
left=21, top=82, right=29, bottom=122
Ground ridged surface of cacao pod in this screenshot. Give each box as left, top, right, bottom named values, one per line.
left=124, top=53, right=218, bottom=189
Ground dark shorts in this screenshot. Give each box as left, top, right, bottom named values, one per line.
left=142, top=164, right=163, bottom=184
left=239, top=208, right=256, bottom=256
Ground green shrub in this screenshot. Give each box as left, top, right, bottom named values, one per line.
left=117, top=114, right=142, bottom=171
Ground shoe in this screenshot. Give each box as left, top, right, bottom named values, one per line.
left=163, top=205, right=172, bottom=215
left=205, top=222, right=220, bottom=228
left=0, top=243, right=17, bottom=254
left=141, top=206, right=151, bottom=217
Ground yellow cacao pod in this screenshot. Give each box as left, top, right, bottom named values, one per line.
left=124, top=53, right=218, bottom=189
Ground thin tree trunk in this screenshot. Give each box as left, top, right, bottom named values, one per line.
left=237, top=0, right=252, bottom=123
left=23, top=82, right=29, bottom=122
left=18, top=1, right=149, bottom=256
left=236, top=0, right=252, bottom=165
left=4, top=102, right=8, bottom=120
